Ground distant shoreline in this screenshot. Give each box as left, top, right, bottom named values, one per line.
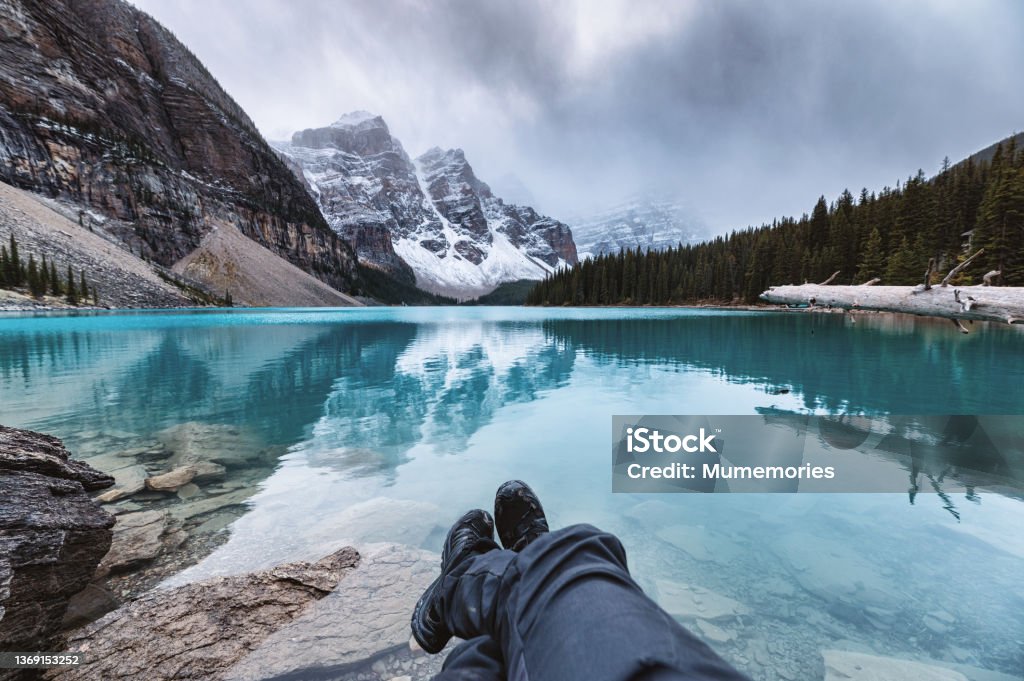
left=0, top=300, right=879, bottom=315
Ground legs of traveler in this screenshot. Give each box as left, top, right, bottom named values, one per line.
left=431, top=636, right=505, bottom=681
left=437, top=523, right=749, bottom=681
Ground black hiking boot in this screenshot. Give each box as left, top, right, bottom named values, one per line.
left=411, top=509, right=495, bottom=654
left=495, top=480, right=549, bottom=551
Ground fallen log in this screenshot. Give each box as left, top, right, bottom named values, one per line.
left=760, top=283, right=1024, bottom=327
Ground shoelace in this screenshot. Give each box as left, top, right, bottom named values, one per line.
left=507, top=509, right=548, bottom=551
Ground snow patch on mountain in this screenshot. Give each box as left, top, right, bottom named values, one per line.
left=331, top=110, right=378, bottom=127
left=275, top=113, right=578, bottom=300
left=569, top=196, right=710, bottom=259
left=386, top=162, right=556, bottom=299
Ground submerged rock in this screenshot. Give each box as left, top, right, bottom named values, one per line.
left=822, top=649, right=967, bottom=681
left=95, top=510, right=185, bottom=578
left=695, top=618, right=736, bottom=644
left=770, top=534, right=899, bottom=608
left=0, top=426, right=115, bottom=671
left=168, top=487, right=254, bottom=522
left=655, top=525, right=712, bottom=561
left=61, top=584, right=120, bottom=630
left=158, top=422, right=275, bottom=470
left=176, top=483, right=201, bottom=500
left=145, top=466, right=197, bottom=492
left=49, top=548, right=360, bottom=681
left=654, top=579, right=748, bottom=621
left=96, top=464, right=149, bottom=502
left=191, top=461, right=227, bottom=483
left=657, top=525, right=744, bottom=565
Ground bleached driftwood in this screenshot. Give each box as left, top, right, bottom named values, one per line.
left=819, top=270, right=841, bottom=286
left=761, top=251, right=1023, bottom=330
left=983, top=270, right=1001, bottom=286
left=940, top=249, right=985, bottom=287
left=760, top=283, right=1024, bottom=327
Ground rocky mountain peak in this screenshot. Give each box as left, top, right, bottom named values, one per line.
left=416, top=147, right=494, bottom=201
left=331, top=110, right=382, bottom=128
left=291, top=111, right=402, bottom=158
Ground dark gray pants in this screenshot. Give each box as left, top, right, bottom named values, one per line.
left=433, top=524, right=749, bottom=681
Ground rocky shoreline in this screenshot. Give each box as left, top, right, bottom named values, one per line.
left=0, top=288, right=198, bottom=313
left=0, top=422, right=281, bottom=647
left=0, top=289, right=109, bottom=313
left=66, top=423, right=288, bottom=608
left=0, top=425, right=453, bottom=681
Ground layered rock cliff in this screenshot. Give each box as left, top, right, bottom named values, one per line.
left=0, top=0, right=357, bottom=294
left=275, top=113, right=577, bottom=299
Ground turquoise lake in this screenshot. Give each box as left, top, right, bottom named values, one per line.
left=0, top=307, right=1022, bottom=679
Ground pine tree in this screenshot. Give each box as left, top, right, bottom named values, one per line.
left=27, top=254, right=45, bottom=297
left=26, top=253, right=37, bottom=296
left=884, top=236, right=920, bottom=284
left=809, top=196, right=830, bottom=251
left=40, top=254, right=49, bottom=294
left=9, top=235, right=22, bottom=286
left=49, top=261, right=61, bottom=296
left=975, top=161, right=1024, bottom=284
left=79, top=271, right=89, bottom=304
left=66, top=265, right=78, bottom=304
left=856, top=227, right=886, bottom=282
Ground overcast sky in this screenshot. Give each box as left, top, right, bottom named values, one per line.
left=131, top=0, right=1024, bottom=232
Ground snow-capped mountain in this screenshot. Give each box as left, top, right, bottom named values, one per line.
left=569, top=197, right=709, bottom=260
left=273, top=113, right=576, bottom=299
left=272, top=112, right=424, bottom=284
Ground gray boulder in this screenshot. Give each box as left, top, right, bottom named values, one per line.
left=0, top=426, right=114, bottom=491
left=0, top=426, right=115, bottom=678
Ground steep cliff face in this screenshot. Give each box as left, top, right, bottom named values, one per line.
left=0, top=0, right=357, bottom=292
left=276, top=113, right=577, bottom=299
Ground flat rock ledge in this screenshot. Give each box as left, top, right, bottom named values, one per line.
left=0, top=426, right=116, bottom=681
left=221, top=542, right=441, bottom=681
left=48, top=547, right=361, bottom=681
left=43, top=542, right=448, bottom=681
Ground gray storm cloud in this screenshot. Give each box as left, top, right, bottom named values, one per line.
left=130, top=0, right=1024, bottom=232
